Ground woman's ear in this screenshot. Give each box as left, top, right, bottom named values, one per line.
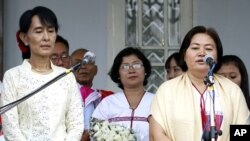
left=19, top=32, right=28, bottom=46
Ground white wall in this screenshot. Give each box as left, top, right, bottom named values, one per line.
left=4, top=0, right=250, bottom=90
left=194, top=0, right=250, bottom=82
left=3, top=0, right=108, bottom=89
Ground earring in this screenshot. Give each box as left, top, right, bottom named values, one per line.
left=25, top=42, right=28, bottom=46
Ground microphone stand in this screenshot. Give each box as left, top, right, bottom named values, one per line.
left=203, top=64, right=222, bottom=141
left=0, top=62, right=83, bottom=115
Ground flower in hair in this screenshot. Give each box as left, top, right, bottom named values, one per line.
left=16, top=31, right=28, bottom=53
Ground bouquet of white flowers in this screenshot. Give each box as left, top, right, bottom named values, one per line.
left=89, top=118, right=137, bottom=141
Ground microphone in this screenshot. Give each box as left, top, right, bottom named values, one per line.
left=0, top=51, right=96, bottom=115
left=203, top=54, right=216, bottom=86
left=202, top=55, right=223, bottom=140
left=70, top=51, right=96, bottom=72
left=82, top=51, right=96, bottom=65
left=203, top=54, right=216, bottom=67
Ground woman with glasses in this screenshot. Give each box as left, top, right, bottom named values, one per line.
left=91, top=47, right=154, bottom=141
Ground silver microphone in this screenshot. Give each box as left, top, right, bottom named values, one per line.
left=203, top=54, right=216, bottom=66
left=82, top=51, right=96, bottom=65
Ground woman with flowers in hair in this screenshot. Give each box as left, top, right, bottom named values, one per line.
left=0, top=6, right=83, bottom=141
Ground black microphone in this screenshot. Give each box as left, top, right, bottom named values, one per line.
left=82, top=51, right=96, bottom=65
left=203, top=54, right=216, bottom=86
left=203, top=54, right=216, bottom=67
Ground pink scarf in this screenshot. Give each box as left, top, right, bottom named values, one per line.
left=80, top=86, right=114, bottom=107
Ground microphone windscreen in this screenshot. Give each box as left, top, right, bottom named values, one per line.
left=84, top=51, right=96, bottom=63
left=203, top=54, right=214, bottom=63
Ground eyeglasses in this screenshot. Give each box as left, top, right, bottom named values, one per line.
left=120, top=63, right=144, bottom=71
left=50, top=54, right=69, bottom=63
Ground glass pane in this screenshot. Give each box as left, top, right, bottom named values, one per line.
left=168, top=0, right=181, bottom=46
left=145, top=66, right=165, bottom=93
left=142, top=0, right=164, bottom=47
left=141, top=49, right=164, bottom=64
left=125, top=0, right=138, bottom=46
left=168, top=49, right=179, bottom=57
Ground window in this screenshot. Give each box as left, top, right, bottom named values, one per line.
left=107, top=0, right=193, bottom=93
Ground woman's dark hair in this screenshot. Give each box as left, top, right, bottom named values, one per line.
left=217, top=55, right=250, bottom=110
left=179, top=25, right=223, bottom=72
left=109, top=47, right=151, bottom=89
left=18, top=6, right=59, bottom=59
left=165, top=52, right=182, bottom=70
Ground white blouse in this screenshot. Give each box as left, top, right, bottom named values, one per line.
left=92, top=91, right=154, bottom=141
left=0, top=60, right=84, bottom=141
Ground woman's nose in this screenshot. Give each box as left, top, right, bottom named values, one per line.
left=43, top=31, right=49, bottom=40
left=199, top=48, right=206, bottom=56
